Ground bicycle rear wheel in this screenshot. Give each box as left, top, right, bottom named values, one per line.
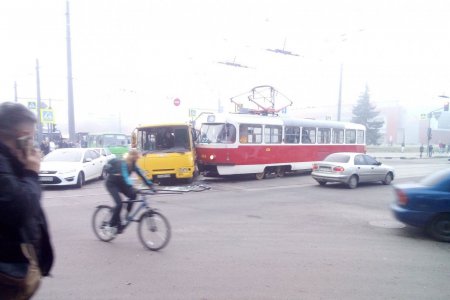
left=138, top=210, right=171, bottom=251
left=92, top=205, right=117, bottom=242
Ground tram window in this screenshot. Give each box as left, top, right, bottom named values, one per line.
left=284, top=126, right=300, bottom=143
left=264, top=125, right=282, bottom=144
left=302, top=127, right=315, bottom=144
left=357, top=130, right=365, bottom=144
left=239, top=124, right=262, bottom=144
left=218, top=124, right=236, bottom=144
left=317, top=128, right=331, bottom=144
left=332, top=129, right=344, bottom=144
left=345, top=129, right=356, bottom=144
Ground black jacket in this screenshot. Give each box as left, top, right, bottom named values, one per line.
left=0, top=141, right=54, bottom=276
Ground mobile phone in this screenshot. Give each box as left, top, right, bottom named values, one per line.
left=16, top=136, right=33, bottom=157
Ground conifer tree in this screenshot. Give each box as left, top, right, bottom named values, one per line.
left=351, top=86, right=384, bottom=145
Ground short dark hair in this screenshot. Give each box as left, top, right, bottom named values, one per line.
left=0, top=102, right=37, bottom=137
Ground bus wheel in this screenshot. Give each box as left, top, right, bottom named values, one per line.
left=255, top=172, right=265, bottom=180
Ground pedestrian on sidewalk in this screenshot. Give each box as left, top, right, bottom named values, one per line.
left=419, top=144, right=424, bottom=158
left=428, top=144, right=433, bottom=157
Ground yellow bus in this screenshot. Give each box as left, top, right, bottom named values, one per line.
left=132, top=123, right=197, bottom=183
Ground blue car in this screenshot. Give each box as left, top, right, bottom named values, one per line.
left=391, top=168, right=450, bottom=242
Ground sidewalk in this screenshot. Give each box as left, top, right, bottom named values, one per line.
left=367, top=151, right=449, bottom=159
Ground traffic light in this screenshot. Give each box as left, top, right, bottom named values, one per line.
left=444, top=102, right=449, bottom=111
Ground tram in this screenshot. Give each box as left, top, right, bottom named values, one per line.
left=196, top=113, right=366, bottom=179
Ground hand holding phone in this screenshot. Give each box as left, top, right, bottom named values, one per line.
left=16, top=136, right=41, bottom=173
left=16, top=136, right=33, bottom=157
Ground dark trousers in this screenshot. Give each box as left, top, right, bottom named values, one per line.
left=105, top=179, right=136, bottom=227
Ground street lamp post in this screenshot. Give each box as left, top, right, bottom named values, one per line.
left=425, top=97, right=447, bottom=157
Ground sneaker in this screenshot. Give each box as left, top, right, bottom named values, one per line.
left=117, top=224, right=124, bottom=234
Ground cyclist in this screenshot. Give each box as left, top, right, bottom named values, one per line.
left=105, top=149, right=153, bottom=234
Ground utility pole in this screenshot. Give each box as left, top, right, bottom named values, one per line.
left=337, top=64, right=343, bottom=121
left=66, top=0, right=76, bottom=142
left=36, top=59, right=43, bottom=144
left=14, top=81, right=18, bottom=102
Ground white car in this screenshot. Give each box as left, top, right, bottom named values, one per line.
left=39, top=148, right=108, bottom=188
left=92, top=147, right=116, bottom=162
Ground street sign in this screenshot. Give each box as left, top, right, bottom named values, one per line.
left=174, top=98, right=180, bottom=106
left=28, top=101, right=36, bottom=110
left=40, top=109, right=55, bottom=124
left=189, top=109, right=196, bottom=117
left=420, top=113, right=427, bottom=120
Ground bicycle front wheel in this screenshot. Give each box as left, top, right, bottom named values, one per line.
left=138, top=210, right=171, bottom=251
left=92, top=205, right=117, bottom=242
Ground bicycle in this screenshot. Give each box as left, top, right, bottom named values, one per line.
left=92, top=189, right=171, bottom=251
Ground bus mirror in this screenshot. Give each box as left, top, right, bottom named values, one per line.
left=191, top=128, right=198, bottom=142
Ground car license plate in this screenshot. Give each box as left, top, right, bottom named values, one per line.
left=319, top=167, right=331, bottom=172
left=39, top=176, right=53, bottom=182
left=157, top=174, right=171, bottom=178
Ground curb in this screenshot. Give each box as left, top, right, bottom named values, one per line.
left=371, top=155, right=449, bottom=160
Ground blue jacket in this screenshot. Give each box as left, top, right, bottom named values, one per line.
left=107, top=159, right=153, bottom=187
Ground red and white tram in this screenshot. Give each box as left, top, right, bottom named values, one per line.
left=196, top=113, right=366, bottom=179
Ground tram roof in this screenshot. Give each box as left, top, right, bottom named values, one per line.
left=205, top=113, right=365, bottom=130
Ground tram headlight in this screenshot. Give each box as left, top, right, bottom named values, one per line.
left=209, top=154, right=215, bottom=160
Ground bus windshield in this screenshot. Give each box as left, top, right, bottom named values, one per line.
left=103, top=134, right=128, bottom=147
left=199, top=123, right=236, bottom=144
left=87, top=133, right=129, bottom=158
left=136, top=126, right=192, bottom=153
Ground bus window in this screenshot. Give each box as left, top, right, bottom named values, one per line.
left=144, top=133, right=156, bottom=151
left=345, top=129, right=356, bottom=144
left=264, top=125, right=282, bottom=144
left=357, top=130, right=365, bottom=144
left=284, top=126, right=300, bottom=144
left=174, top=128, right=190, bottom=149
left=240, top=124, right=262, bottom=144
left=332, top=129, right=344, bottom=144
left=302, top=127, right=315, bottom=144
left=317, top=128, right=331, bottom=144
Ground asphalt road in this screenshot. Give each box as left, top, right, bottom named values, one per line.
left=34, top=158, right=450, bottom=300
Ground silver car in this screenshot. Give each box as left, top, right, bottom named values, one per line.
left=311, top=152, right=395, bottom=189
